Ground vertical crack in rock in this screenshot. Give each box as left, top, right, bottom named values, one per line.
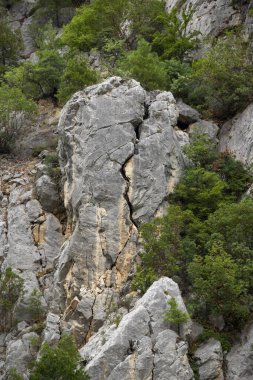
left=120, top=159, right=138, bottom=230
left=84, top=294, right=97, bottom=344
left=120, top=121, right=142, bottom=231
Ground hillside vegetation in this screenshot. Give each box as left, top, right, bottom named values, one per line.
left=0, top=0, right=253, bottom=153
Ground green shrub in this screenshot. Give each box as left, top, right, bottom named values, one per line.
left=35, top=0, right=73, bottom=27
left=188, top=240, right=250, bottom=327
left=183, top=132, right=218, bottom=169
left=57, top=53, right=99, bottom=104
left=0, top=268, right=24, bottom=331
left=30, top=335, right=89, bottom=380
left=171, top=167, right=225, bottom=219
left=0, top=84, right=36, bottom=153
left=44, top=153, right=62, bottom=182
left=188, top=32, right=253, bottom=118
left=164, top=297, right=189, bottom=324
left=61, top=0, right=165, bottom=52
left=7, top=368, right=24, bottom=380
left=28, top=289, right=46, bottom=323
left=0, top=17, right=22, bottom=70
left=132, top=205, right=191, bottom=293
left=212, top=154, right=253, bottom=199
left=117, top=39, right=167, bottom=90
left=152, top=7, right=200, bottom=61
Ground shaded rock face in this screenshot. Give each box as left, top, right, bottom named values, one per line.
left=53, top=77, right=186, bottom=339
left=226, top=323, right=253, bottom=380
left=219, top=103, right=253, bottom=164
left=81, top=278, right=193, bottom=380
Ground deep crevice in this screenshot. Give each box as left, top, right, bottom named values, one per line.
left=143, top=102, right=150, bottom=121
left=120, top=158, right=138, bottom=230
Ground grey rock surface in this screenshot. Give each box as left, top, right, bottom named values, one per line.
left=0, top=157, right=63, bottom=376
left=6, top=332, right=39, bottom=378
left=36, top=175, right=60, bottom=213
left=226, top=323, right=253, bottom=380
left=166, top=0, right=242, bottom=37
left=219, top=103, right=253, bottom=164
left=53, top=77, right=186, bottom=338
left=177, top=99, right=200, bottom=125
left=81, top=277, right=193, bottom=380
left=194, top=338, right=223, bottom=380
left=188, top=120, right=219, bottom=141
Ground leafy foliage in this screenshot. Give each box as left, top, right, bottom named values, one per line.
left=0, top=17, right=22, bottom=70
left=183, top=132, right=218, bottom=168
left=30, top=335, right=89, bottom=380
left=28, top=289, right=46, bottom=323
left=7, top=368, right=24, bottom=380
left=171, top=167, right=225, bottom=219
left=117, top=39, right=167, bottom=90
left=164, top=297, right=189, bottom=324
left=188, top=32, right=253, bottom=118
left=57, top=53, right=99, bottom=104
left=61, top=0, right=165, bottom=51
left=212, top=153, right=253, bottom=199
left=36, top=0, right=73, bottom=27
left=0, top=84, right=37, bottom=153
left=152, top=7, right=200, bottom=61
left=188, top=240, right=250, bottom=327
left=133, top=134, right=253, bottom=330
left=0, top=268, right=24, bottom=331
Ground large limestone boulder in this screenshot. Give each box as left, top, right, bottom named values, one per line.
left=53, top=77, right=186, bottom=337
left=80, top=277, right=193, bottom=380
left=219, top=103, right=253, bottom=164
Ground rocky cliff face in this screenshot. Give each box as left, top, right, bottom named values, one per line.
left=52, top=77, right=187, bottom=342
left=1, top=75, right=253, bottom=379
left=166, top=0, right=243, bottom=37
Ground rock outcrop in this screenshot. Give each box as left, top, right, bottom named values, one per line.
left=52, top=77, right=186, bottom=341
left=226, top=323, right=253, bottom=380
left=81, top=277, right=193, bottom=380
left=194, top=338, right=224, bottom=380
left=0, top=157, right=64, bottom=378
left=166, top=0, right=243, bottom=37
left=219, top=103, right=253, bottom=164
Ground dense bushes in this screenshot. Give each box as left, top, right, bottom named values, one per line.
left=0, top=268, right=24, bottom=331
left=0, top=84, right=37, bottom=153
left=186, top=33, right=253, bottom=118
left=30, top=335, right=89, bottom=380
left=133, top=133, right=253, bottom=330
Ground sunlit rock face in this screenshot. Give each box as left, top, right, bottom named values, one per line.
left=53, top=77, right=186, bottom=340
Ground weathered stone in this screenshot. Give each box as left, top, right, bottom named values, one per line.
left=188, top=120, right=219, bottom=141
left=3, top=203, right=41, bottom=271
left=194, top=338, right=223, bottom=380
left=38, top=213, right=64, bottom=267
left=219, top=103, right=253, bottom=164
left=36, top=175, right=60, bottom=213
left=26, top=199, right=43, bottom=222
left=43, top=312, right=61, bottom=344
left=53, top=77, right=186, bottom=338
left=153, top=330, right=193, bottom=380
left=166, top=0, right=242, bottom=37
left=81, top=278, right=192, bottom=380
left=177, top=99, right=200, bottom=125
left=6, top=332, right=39, bottom=377
left=226, top=323, right=253, bottom=380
